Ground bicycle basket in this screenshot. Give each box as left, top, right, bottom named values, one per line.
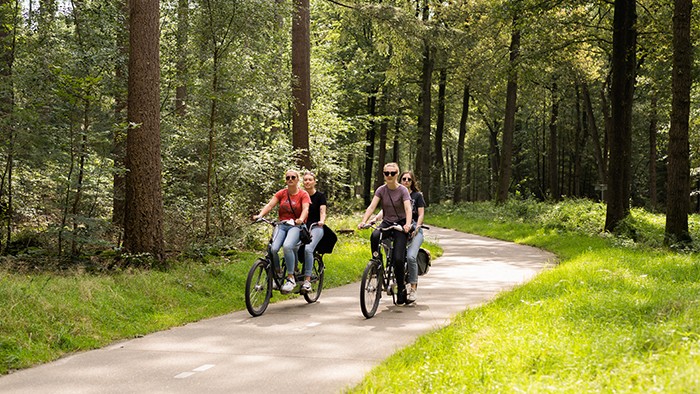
left=417, top=248, right=431, bottom=276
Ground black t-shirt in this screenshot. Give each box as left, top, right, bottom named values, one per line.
left=307, top=191, right=327, bottom=225
left=410, top=191, right=426, bottom=222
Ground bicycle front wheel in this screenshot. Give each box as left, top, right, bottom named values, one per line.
left=245, top=258, right=272, bottom=317
left=303, top=256, right=325, bottom=303
left=360, top=259, right=382, bottom=318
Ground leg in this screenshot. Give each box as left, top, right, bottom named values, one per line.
left=392, top=230, right=408, bottom=303
left=282, top=226, right=302, bottom=276
left=304, top=226, right=324, bottom=277
left=370, top=228, right=381, bottom=258
left=270, top=224, right=289, bottom=274
left=406, top=228, right=423, bottom=285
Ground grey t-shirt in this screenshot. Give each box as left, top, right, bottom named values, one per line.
left=374, top=184, right=411, bottom=223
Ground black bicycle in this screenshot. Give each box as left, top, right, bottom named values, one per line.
left=358, top=222, right=408, bottom=318
left=359, top=222, right=430, bottom=318
left=245, top=218, right=325, bottom=317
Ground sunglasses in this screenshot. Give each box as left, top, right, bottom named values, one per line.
left=383, top=171, right=398, bottom=177
left=401, top=177, right=412, bottom=182
left=285, top=175, right=297, bottom=180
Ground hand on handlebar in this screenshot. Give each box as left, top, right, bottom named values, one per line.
left=358, top=221, right=375, bottom=230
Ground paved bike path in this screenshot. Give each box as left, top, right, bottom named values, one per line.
left=0, top=226, right=555, bottom=393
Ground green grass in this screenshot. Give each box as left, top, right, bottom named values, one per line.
left=0, top=215, right=442, bottom=375
left=351, top=200, right=700, bottom=393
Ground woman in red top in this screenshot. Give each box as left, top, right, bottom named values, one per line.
left=253, top=170, right=311, bottom=293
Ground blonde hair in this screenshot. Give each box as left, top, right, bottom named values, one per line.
left=384, top=162, right=399, bottom=171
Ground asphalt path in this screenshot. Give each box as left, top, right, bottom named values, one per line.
left=0, top=226, right=556, bottom=394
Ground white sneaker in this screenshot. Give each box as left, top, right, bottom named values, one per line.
left=406, top=284, right=416, bottom=304
left=281, top=278, right=296, bottom=294
left=301, top=280, right=312, bottom=293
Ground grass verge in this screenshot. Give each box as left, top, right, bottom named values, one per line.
left=352, top=200, right=700, bottom=393
left=0, top=216, right=442, bottom=375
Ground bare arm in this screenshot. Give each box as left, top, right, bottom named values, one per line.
left=296, top=202, right=310, bottom=225
left=253, top=196, right=279, bottom=220
left=359, top=196, right=381, bottom=228
left=318, top=205, right=327, bottom=226
left=402, top=199, right=413, bottom=233
left=416, top=206, right=425, bottom=228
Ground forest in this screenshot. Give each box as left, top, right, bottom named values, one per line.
left=0, top=0, right=698, bottom=264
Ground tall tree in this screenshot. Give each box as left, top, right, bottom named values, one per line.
left=604, top=0, right=636, bottom=233
left=175, top=0, right=189, bottom=116
left=648, top=93, right=658, bottom=209
left=548, top=80, right=560, bottom=201
left=496, top=17, right=520, bottom=204
left=362, top=93, right=377, bottom=206
left=454, top=83, right=470, bottom=203
left=124, top=0, right=164, bottom=261
left=582, top=82, right=606, bottom=187
left=432, top=68, right=447, bottom=203
left=664, top=0, right=693, bottom=245
left=416, top=1, right=432, bottom=204
left=0, top=0, right=17, bottom=252
left=292, top=0, right=311, bottom=169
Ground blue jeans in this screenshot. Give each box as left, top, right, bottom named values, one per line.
left=303, top=225, right=325, bottom=276
left=270, top=223, right=301, bottom=276
left=406, top=228, right=424, bottom=284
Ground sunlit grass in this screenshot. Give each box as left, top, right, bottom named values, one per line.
left=351, top=201, right=700, bottom=393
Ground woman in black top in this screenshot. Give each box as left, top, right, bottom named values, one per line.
left=301, top=171, right=327, bottom=293
left=400, top=171, right=425, bottom=304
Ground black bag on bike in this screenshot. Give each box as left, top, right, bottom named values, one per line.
left=299, top=224, right=312, bottom=245
left=417, top=248, right=431, bottom=276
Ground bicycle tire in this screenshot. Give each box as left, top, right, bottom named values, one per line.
left=245, top=258, right=272, bottom=317
left=360, top=259, right=382, bottom=318
left=303, top=255, right=325, bottom=303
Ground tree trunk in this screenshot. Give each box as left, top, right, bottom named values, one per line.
left=548, top=81, right=559, bottom=201
left=496, top=22, right=520, bottom=204
left=374, top=94, right=388, bottom=190
left=665, top=0, right=693, bottom=245
left=417, top=41, right=432, bottom=204
left=124, top=0, right=164, bottom=261
left=392, top=115, right=400, bottom=164
left=604, top=0, right=636, bottom=233
left=362, top=94, right=376, bottom=206
left=648, top=93, right=658, bottom=209
left=175, top=0, right=188, bottom=116
left=573, top=82, right=587, bottom=197
left=0, top=0, right=16, bottom=252
left=291, top=0, right=311, bottom=169
left=582, top=82, right=606, bottom=186
left=454, top=83, right=469, bottom=203
left=205, top=62, right=218, bottom=239
left=432, top=68, right=447, bottom=203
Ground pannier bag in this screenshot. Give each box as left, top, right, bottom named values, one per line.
left=417, top=248, right=431, bottom=276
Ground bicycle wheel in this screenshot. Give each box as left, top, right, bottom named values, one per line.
left=245, top=258, right=272, bottom=317
left=303, top=255, right=325, bottom=303
left=360, top=259, right=382, bottom=318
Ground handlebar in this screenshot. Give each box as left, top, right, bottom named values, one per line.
left=253, top=217, right=305, bottom=227
left=359, top=221, right=429, bottom=233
